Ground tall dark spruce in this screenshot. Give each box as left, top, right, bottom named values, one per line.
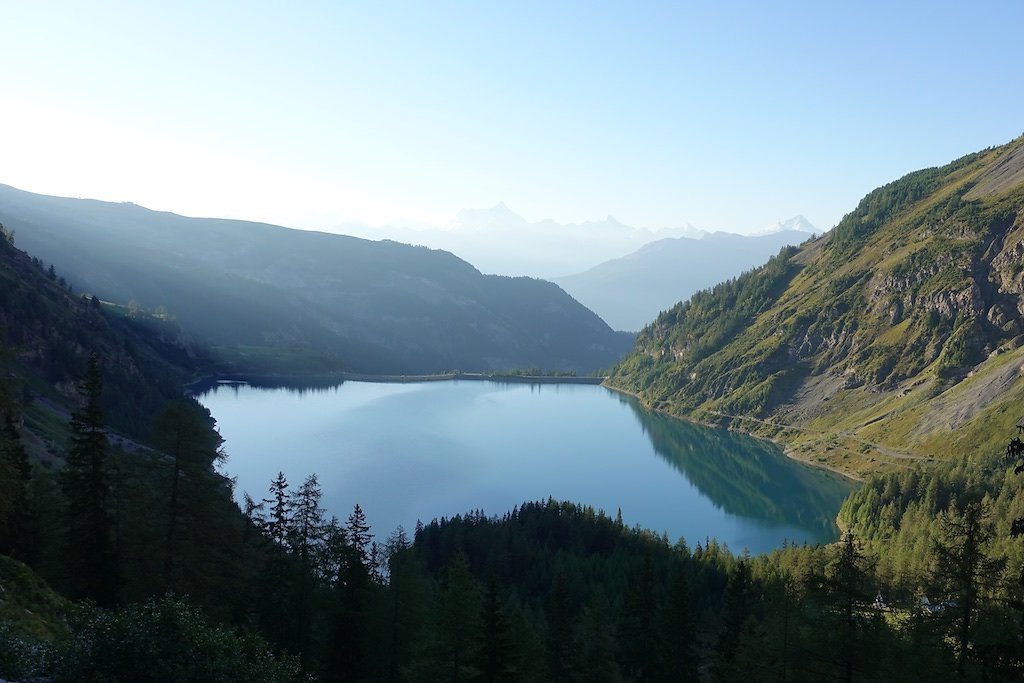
left=60, top=352, right=118, bottom=605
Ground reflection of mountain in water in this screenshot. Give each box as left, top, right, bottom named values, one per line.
left=624, top=398, right=856, bottom=537
left=190, top=376, right=345, bottom=397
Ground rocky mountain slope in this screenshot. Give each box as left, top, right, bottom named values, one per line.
left=607, top=137, right=1024, bottom=477
left=0, top=187, right=632, bottom=375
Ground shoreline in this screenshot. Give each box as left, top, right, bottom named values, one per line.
left=340, top=371, right=605, bottom=385
left=602, top=381, right=858, bottom=538
left=186, top=370, right=606, bottom=394
left=600, top=382, right=862, bottom=484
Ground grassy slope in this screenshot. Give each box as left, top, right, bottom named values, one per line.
left=608, top=137, right=1024, bottom=478
left=0, top=554, right=72, bottom=640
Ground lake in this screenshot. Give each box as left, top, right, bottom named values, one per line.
left=198, top=379, right=855, bottom=554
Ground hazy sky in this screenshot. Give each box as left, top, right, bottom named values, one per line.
left=3, top=1, right=1023, bottom=235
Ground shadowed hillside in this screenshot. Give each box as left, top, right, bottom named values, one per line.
left=0, top=187, right=633, bottom=375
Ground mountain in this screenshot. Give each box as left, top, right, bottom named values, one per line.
left=754, top=215, right=818, bottom=236
left=553, top=225, right=815, bottom=331
left=607, top=137, right=1024, bottom=478
left=0, top=186, right=633, bottom=375
left=0, top=227, right=206, bottom=441
left=338, top=203, right=702, bottom=278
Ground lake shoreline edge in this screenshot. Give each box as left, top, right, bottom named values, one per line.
left=185, top=371, right=606, bottom=395
left=600, top=382, right=863, bottom=485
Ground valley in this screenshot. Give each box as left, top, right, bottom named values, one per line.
left=5, top=4, right=1024, bottom=679
left=3, top=135, right=1024, bottom=682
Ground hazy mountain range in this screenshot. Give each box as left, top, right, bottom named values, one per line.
left=553, top=219, right=815, bottom=331
left=337, top=203, right=705, bottom=278
left=0, top=185, right=632, bottom=375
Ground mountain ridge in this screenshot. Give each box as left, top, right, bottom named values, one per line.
left=606, top=136, right=1024, bottom=477
left=0, top=185, right=632, bottom=375
left=339, top=203, right=704, bottom=277
left=554, top=227, right=814, bottom=331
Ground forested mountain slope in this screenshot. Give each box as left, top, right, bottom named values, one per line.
left=0, top=186, right=632, bottom=375
left=608, top=136, right=1024, bottom=477
left=0, top=225, right=208, bottom=440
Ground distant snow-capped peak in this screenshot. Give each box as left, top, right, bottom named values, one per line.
left=754, top=215, right=817, bottom=236
left=449, top=201, right=527, bottom=230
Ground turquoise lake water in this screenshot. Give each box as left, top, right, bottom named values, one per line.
left=198, top=380, right=855, bottom=554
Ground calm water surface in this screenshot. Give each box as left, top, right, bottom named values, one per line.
left=199, top=380, right=855, bottom=554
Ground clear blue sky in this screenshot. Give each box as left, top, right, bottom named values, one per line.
left=3, top=1, right=1022, bottom=234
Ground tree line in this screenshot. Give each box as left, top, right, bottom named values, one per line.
left=4, top=354, right=1024, bottom=681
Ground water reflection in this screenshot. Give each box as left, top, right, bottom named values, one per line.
left=197, top=380, right=856, bottom=552
left=188, top=375, right=345, bottom=396
left=623, top=398, right=855, bottom=536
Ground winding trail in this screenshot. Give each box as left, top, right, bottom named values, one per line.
left=704, top=410, right=935, bottom=475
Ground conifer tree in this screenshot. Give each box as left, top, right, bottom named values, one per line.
left=408, top=552, right=482, bottom=682
left=934, top=501, right=1005, bottom=679
left=153, top=398, right=223, bottom=592
left=289, top=473, right=325, bottom=664
left=61, top=352, right=118, bottom=605
left=325, top=503, right=375, bottom=681
left=347, top=502, right=373, bottom=568
left=380, top=526, right=426, bottom=682
left=480, top=575, right=514, bottom=683
left=574, top=594, right=622, bottom=682
left=545, top=573, right=574, bottom=680
left=663, top=566, right=699, bottom=681
left=0, top=410, right=36, bottom=562
left=713, top=559, right=753, bottom=682
left=822, top=530, right=874, bottom=683
left=264, top=471, right=291, bottom=548
left=258, top=471, right=298, bottom=656
left=438, top=552, right=483, bottom=681
left=620, top=554, right=660, bottom=682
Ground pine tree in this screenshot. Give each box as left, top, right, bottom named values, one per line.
left=0, top=410, right=36, bottom=562
left=380, top=526, right=426, bottom=682
left=574, top=594, right=622, bottom=682
left=438, top=552, right=483, bottom=681
left=325, top=503, right=376, bottom=681
left=1008, top=433, right=1024, bottom=538
left=620, top=554, right=660, bottom=682
left=153, top=398, right=224, bottom=592
left=480, top=575, right=514, bottom=683
left=60, top=352, right=118, bottom=605
left=408, top=552, right=482, bottom=682
left=347, top=502, right=373, bottom=567
left=934, top=501, right=1006, bottom=679
left=258, top=471, right=298, bottom=656
left=713, top=559, right=753, bottom=682
left=0, top=405, right=36, bottom=561
left=264, top=471, right=291, bottom=548
left=822, top=530, right=873, bottom=683
left=545, top=574, right=574, bottom=680
left=289, top=473, right=325, bottom=663
left=663, top=566, right=698, bottom=681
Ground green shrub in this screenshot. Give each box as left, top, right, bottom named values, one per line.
left=0, top=623, right=55, bottom=681
left=53, top=596, right=306, bottom=683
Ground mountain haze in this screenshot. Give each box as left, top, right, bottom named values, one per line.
left=0, top=228, right=205, bottom=442
left=0, top=186, right=632, bottom=375
left=607, top=137, right=1024, bottom=477
left=339, top=202, right=702, bottom=278
left=554, top=224, right=815, bottom=331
